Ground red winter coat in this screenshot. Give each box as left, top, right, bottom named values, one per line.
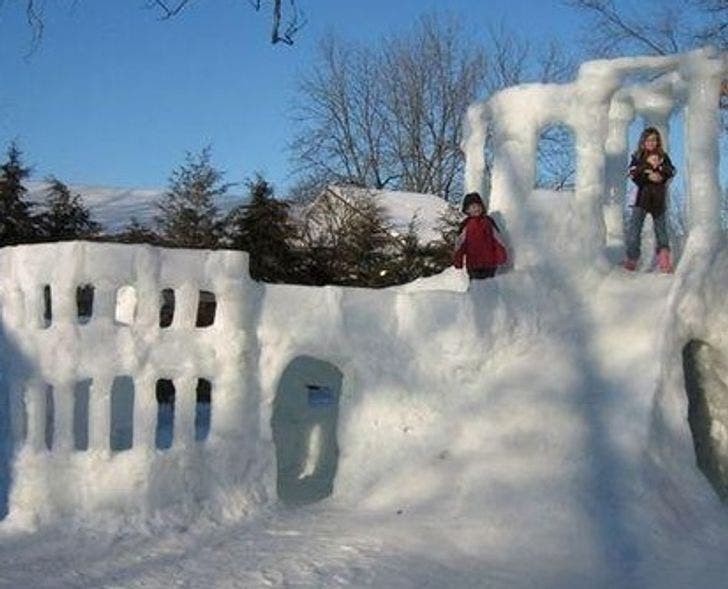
left=453, top=215, right=508, bottom=270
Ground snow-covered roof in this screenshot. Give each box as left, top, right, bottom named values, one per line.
left=307, top=185, right=457, bottom=244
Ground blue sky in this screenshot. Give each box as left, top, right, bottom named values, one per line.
left=1, top=0, right=587, bottom=193
left=4, top=0, right=721, bottom=199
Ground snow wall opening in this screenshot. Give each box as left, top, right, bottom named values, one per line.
left=682, top=339, right=728, bottom=501
left=271, top=356, right=343, bottom=505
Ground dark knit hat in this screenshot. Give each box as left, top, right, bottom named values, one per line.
left=461, top=192, right=484, bottom=213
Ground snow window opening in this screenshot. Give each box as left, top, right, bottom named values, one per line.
left=272, top=356, right=343, bottom=505
left=114, top=285, right=137, bottom=326
left=159, top=288, right=175, bottom=328
left=76, top=285, right=94, bottom=324
left=195, top=291, right=216, bottom=328
left=535, top=124, right=576, bottom=191
left=73, top=379, right=91, bottom=451
left=44, top=384, right=54, bottom=451
left=110, top=376, right=134, bottom=452
left=195, top=378, right=212, bottom=442
left=42, top=285, right=52, bottom=328
left=155, top=379, right=175, bottom=450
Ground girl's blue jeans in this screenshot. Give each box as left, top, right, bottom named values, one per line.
left=625, top=206, right=669, bottom=261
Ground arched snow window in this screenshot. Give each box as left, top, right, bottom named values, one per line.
left=73, top=379, right=91, bottom=451
left=159, top=288, right=175, bottom=328
left=195, top=291, right=216, bottom=328
left=42, top=285, right=52, bottom=328
left=195, top=378, right=212, bottom=441
left=535, top=124, right=575, bottom=191
left=115, top=286, right=137, bottom=326
left=272, top=356, right=343, bottom=505
left=155, top=379, right=175, bottom=450
left=76, top=285, right=94, bottom=324
left=110, top=376, right=134, bottom=452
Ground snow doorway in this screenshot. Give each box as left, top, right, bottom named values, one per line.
left=271, top=356, right=343, bottom=505
left=682, top=340, right=728, bottom=501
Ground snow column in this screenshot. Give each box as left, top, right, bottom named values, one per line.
left=681, top=48, right=725, bottom=241
left=462, top=101, right=489, bottom=200
left=604, top=95, right=635, bottom=243
left=573, top=63, right=620, bottom=264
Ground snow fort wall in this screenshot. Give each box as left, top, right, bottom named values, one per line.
left=462, top=47, right=726, bottom=270
left=0, top=240, right=567, bottom=527
left=0, top=241, right=265, bottom=526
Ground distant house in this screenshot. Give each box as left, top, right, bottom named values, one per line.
left=300, top=185, right=457, bottom=247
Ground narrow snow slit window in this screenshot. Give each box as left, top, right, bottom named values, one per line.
left=73, top=379, right=91, bottom=451
left=535, top=124, right=575, bottom=191
left=115, top=285, right=137, bottom=326
left=76, top=284, right=94, bottom=324
left=42, top=285, right=52, bottom=328
left=159, top=288, right=175, bottom=328
left=110, top=376, right=134, bottom=452
left=155, top=379, right=175, bottom=450
left=682, top=340, right=728, bottom=501
left=195, top=379, right=212, bottom=441
left=271, top=356, right=343, bottom=505
left=195, top=291, right=216, bottom=328
left=44, top=384, right=54, bottom=451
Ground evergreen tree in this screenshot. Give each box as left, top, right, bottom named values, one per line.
left=225, top=175, right=298, bottom=282
left=155, top=147, right=227, bottom=248
left=0, top=142, right=39, bottom=246
left=40, top=177, right=101, bottom=240
left=115, top=217, right=163, bottom=245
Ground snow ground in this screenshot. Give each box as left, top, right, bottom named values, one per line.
left=1, top=266, right=725, bottom=588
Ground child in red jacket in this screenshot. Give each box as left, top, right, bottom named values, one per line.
left=453, top=192, right=508, bottom=279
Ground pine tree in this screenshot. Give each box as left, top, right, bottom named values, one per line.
left=114, top=217, right=163, bottom=245
left=0, top=142, right=39, bottom=246
left=225, top=175, right=298, bottom=282
left=40, top=177, right=101, bottom=240
left=155, top=147, right=227, bottom=248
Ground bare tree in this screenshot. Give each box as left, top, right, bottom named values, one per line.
left=291, top=15, right=488, bottom=202
left=292, top=17, right=578, bottom=201
left=567, top=0, right=728, bottom=57
left=5, top=0, right=305, bottom=54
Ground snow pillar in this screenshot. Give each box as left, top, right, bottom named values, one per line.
left=682, top=49, right=725, bottom=239
left=25, top=380, right=47, bottom=452
left=462, top=102, right=489, bottom=198
left=604, top=97, right=634, bottom=243
left=174, top=375, right=197, bottom=447
left=88, top=375, right=112, bottom=451
left=133, top=370, right=157, bottom=449
left=51, top=380, right=74, bottom=452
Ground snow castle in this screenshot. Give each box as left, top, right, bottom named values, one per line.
left=0, top=47, right=726, bottom=530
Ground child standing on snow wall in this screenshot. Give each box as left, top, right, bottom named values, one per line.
left=453, top=192, right=508, bottom=280
left=623, top=127, right=676, bottom=273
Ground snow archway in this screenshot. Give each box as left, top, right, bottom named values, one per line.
left=271, top=356, right=343, bottom=505
left=462, top=47, right=726, bottom=269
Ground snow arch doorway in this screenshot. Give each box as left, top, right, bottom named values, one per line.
left=272, top=356, right=343, bottom=505
left=682, top=340, right=728, bottom=501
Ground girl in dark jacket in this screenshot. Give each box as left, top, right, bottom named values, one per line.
left=453, top=192, right=508, bottom=279
left=623, top=126, right=676, bottom=273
